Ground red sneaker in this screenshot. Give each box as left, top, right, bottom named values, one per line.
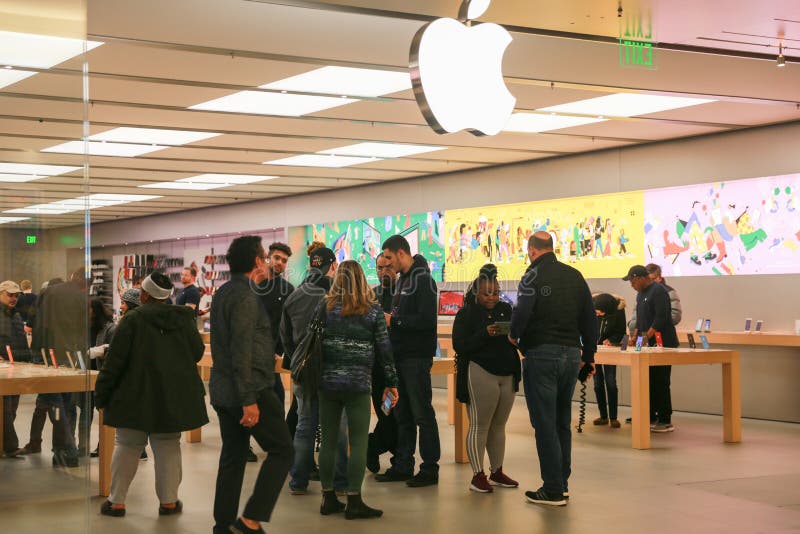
left=469, top=472, right=493, bottom=493
left=489, top=467, right=519, bottom=488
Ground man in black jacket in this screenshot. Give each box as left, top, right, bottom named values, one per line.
left=509, top=232, right=597, bottom=507
left=210, top=236, right=293, bottom=534
left=367, top=253, right=398, bottom=473
left=624, top=265, right=679, bottom=433
left=376, top=235, right=440, bottom=487
left=0, top=280, right=32, bottom=457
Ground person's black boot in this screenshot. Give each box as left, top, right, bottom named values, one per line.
left=320, top=489, right=345, bottom=515
left=345, top=493, right=383, bottom=520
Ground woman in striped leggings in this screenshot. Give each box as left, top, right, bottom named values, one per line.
left=452, top=264, right=521, bottom=493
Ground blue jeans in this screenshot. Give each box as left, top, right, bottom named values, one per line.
left=289, top=384, right=348, bottom=491
left=394, top=358, right=440, bottom=475
left=523, top=345, right=581, bottom=495
left=592, top=364, right=618, bottom=420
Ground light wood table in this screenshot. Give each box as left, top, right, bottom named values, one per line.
left=677, top=330, right=800, bottom=347
left=594, top=347, right=742, bottom=449
left=0, top=363, right=114, bottom=496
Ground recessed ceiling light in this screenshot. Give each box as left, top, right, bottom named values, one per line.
left=4, top=194, right=160, bottom=215
left=89, top=127, right=221, bottom=145
left=139, top=174, right=278, bottom=190
left=264, top=154, right=378, bottom=168
left=189, top=90, right=357, bottom=117
left=0, top=68, right=36, bottom=90
left=262, top=66, right=412, bottom=98
left=539, top=93, right=715, bottom=117
left=0, top=30, right=103, bottom=69
left=42, top=141, right=167, bottom=157
left=319, top=142, right=446, bottom=158
left=0, top=163, right=81, bottom=182
left=504, top=113, right=607, bottom=133
left=0, top=217, right=30, bottom=224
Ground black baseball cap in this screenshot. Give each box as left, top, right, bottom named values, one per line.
left=622, top=265, right=649, bottom=281
left=309, top=247, right=336, bottom=272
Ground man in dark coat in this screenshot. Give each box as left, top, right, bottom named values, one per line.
left=95, top=273, right=207, bottom=517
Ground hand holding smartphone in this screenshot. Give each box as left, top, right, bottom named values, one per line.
left=381, top=390, right=397, bottom=415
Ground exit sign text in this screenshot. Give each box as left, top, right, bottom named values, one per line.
left=25, top=235, right=37, bottom=244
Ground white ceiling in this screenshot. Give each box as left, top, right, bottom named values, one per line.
left=0, top=0, right=798, bottom=228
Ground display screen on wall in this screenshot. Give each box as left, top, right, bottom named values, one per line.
left=444, top=191, right=645, bottom=282
left=290, top=211, right=445, bottom=286
left=644, top=174, right=800, bottom=276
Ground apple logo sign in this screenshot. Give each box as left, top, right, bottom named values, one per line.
left=410, top=0, right=516, bottom=137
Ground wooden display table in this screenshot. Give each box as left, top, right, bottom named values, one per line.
left=676, top=330, right=800, bottom=347
left=0, top=363, right=113, bottom=496
left=594, top=347, right=742, bottom=449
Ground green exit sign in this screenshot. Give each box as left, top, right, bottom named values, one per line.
left=26, top=235, right=37, bottom=244
left=619, top=10, right=656, bottom=69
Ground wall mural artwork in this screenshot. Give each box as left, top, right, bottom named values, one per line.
left=298, top=211, right=445, bottom=286
left=444, top=191, right=646, bottom=282
left=644, top=174, right=800, bottom=276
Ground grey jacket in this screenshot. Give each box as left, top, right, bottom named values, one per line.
left=279, top=271, right=331, bottom=369
left=627, top=282, right=682, bottom=332
left=210, top=274, right=274, bottom=407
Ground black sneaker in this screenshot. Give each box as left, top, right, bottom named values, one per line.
left=229, top=518, right=264, bottom=534
left=100, top=500, right=126, bottom=517
left=525, top=487, right=567, bottom=506
left=366, top=447, right=380, bottom=474
left=246, top=447, right=258, bottom=463
left=406, top=471, right=438, bottom=488
left=374, top=468, right=412, bottom=482
left=158, top=500, right=183, bottom=516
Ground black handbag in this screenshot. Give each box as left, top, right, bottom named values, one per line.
left=289, top=302, right=327, bottom=394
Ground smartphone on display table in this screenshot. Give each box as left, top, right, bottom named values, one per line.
left=493, top=321, right=511, bottom=336
left=744, top=318, right=752, bottom=332
left=695, top=318, right=704, bottom=332
left=699, top=334, right=710, bottom=350
left=381, top=391, right=396, bottom=416
left=687, top=333, right=696, bottom=349
left=635, top=336, right=644, bottom=352
left=655, top=332, right=663, bottom=347
left=703, top=319, right=712, bottom=332
left=755, top=320, right=763, bottom=333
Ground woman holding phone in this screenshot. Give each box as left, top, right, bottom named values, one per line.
left=452, top=264, right=521, bottom=493
left=317, top=260, right=399, bottom=519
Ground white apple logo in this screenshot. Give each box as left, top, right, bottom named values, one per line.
left=410, top=0, right=516, bottom=137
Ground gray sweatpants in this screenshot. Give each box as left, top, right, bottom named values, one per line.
left=109, top=428, right=182, bottom=505
left=466, top=362, right=516, bottom=474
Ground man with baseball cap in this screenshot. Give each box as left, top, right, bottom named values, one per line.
left=1, top=280, right=32, bottom=457
left=280, top=246, right=348, bottom=495
left=623, top=265, right=679, bottom=432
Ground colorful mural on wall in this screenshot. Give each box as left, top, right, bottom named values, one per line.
left=644, top=174, right=800, bottom=276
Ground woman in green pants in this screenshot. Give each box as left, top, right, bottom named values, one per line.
left=318, top=260, right=399, bottom=519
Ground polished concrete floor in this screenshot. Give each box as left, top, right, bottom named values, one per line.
left=1, top=391, right=799, bottom=534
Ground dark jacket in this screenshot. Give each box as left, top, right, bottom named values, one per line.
left=0, top=303, right=32, bottom=362
left=321, top=302, right=398, bottom=395
left=15, top=292, right=37, bottom=324
left=634, top=282, right=679, bottom=348
left=176, top=284, right=201, bottom=317
left=509, top=252, right=597, bottom=363
left=38, top=280, right=88, bottom=365
left=257, top=276, right=295, bottom=356
left=388, top=255, right=438, bottom=360
left=593, top=293, right=627, bottom=346
left=373, top=283, right=395, bottom=314
left=280, top=271, right=330, bottom=369
left=452, top=301, right=520, bottom=403
left=95, top=303, right=207, bottom=433
left=210, top=274, right=275, bottom=407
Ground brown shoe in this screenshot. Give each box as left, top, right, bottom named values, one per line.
left=610, top=419, right=621, bottom=428
left=592, top=417, right=609, bottom=426
left=20, top=442, right=41, bottom=454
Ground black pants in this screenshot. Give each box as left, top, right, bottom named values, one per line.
left=213, top=389, right=294, bottom=533
left=3, top=395, right=20, bottom=453
left=368, top=367, right=398, bottom=464
left=649, top=365, right=672, bottom=424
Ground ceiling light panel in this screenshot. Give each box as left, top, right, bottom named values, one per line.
left=139, top=174, right=278, bottom=190
left=5, top=194, right=161, bottom=215
left=504, top=113, right=608, bottom=133
left=262, top=66, right=412, bottom=98
left=264, top=154, right=378, bottom=168
left=139, top=181, right=228, bottom=191
left=190, top=90, right=357, bottom=117
left=0, top=30, right=103, bottom=69
left=319, top=142, right=446, bottom=158
left=0, top=162, right=81, bottom=176
left=540, top=93, right=715, bottom=118
left=0, top=68, right=36, bottom=90
left=89, top=127, right=221, bottom=145
left=42, top=141, right=166, bottom=158
left=0, top=217, right=30, bottom=224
